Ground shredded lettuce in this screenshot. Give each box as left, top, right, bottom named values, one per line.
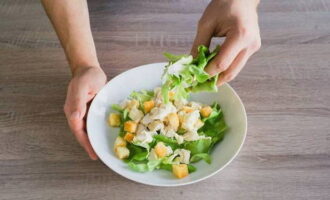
left=111, top=104, right=123, bottom=112
left=153, top=135, right=180, bottom=150
left=183, top=138, right=212, bottom=155
left=161, top=45, right=219, bottom=102
left=130, top=90, right=154, bottom=103
left=190, top=153, right=211, bottom=164
left=199, top=103, right=228, bottom=148
left=128, top=159, right=162, bottom=172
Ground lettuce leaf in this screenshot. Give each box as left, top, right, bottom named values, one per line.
left=111, top=104, right=123, bottom=112
left=128, top=159, right=162, bottom=172
left=164, top=52, right=189, bottom=63
left=130, top=90, right=154, bottom=103
left=153, top=134, right=180, bottom=150
left=183, top=138, right=212, bottom=155
left=162, top=45, right=219, bottom=102
left=199, top=103, right=228, bottom=148
left=190, top=153, right=211, bottom=164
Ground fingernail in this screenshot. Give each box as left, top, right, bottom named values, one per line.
left=71, top=111, right=80, bottom=119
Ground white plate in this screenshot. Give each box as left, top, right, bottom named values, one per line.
left=87, top=63, right=247, bottom=186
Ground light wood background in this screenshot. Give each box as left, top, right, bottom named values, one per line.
left=0, top=0, right=330, bottom=199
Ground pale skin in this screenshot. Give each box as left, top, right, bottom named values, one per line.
left=41, top=0, right=261, bottom=160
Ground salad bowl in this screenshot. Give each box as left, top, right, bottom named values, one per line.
left=87, top=62, right=247, bottom=186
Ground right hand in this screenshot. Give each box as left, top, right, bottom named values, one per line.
left=63, top=66, right=107, bottom=160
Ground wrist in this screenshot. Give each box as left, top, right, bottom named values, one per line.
left=71, top=63, right=101, bottom=77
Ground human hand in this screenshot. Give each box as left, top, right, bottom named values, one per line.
left=63, top=66, right=107, bottom=160
left=191, top=0, right=261, bottom=86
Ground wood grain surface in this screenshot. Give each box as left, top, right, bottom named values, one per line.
left=0, top=0, right=330, bottom=199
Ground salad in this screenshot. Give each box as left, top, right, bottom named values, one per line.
left=108, top=46, right=228, bottom=179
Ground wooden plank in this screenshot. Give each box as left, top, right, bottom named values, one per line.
left=0, top=0, right=329, bottom=199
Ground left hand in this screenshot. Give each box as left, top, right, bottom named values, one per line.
left=191, top=0, right=261, bottom=86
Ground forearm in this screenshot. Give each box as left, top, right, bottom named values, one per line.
left=41, top=0, right=99, bottom=74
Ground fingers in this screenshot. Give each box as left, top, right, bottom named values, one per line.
left=217, top=36, right=261, bottom=86
left=64, top=80, right=98, bottom=160
left=205, top=28, right=261, bottom=85
left=217, top=49, right=249, bottom=86
left=205, top=34, right=243, bottom=76
left=190, top=23, right=213, bottom=57
left=69, top=114, right=98, bottom=160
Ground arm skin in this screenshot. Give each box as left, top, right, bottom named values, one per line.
left=191, top=0, right=261, bottom=86
left=41, top=0, right=106, bottom=160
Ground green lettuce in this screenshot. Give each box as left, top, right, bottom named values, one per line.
left=130, top=90, right=154, bottom=103
left=199, top=103, right=228, bottom=148
left=190, top=153, right=211, bottom=164
left=128, top=159, right=163, bottom=172
left=183, top=138, right=212, bottom=155
left=161, top=45, right=219, bottom=102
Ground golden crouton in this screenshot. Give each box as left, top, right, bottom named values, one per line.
left=172, top=164, right=189, bottom=179
left=164, top=113, right=179, bottom=131
left=200, top=106, right=213, bottom=118
left=124, top=132, right=135, bottom=142
left=168, top=91, right=175, bottom=101
left=114, top=136, right=126, bottom=151
left=115, top=146, right=130, bottom=159
left=124, top=121, right=137, bottom=133
left=108, top=113, right=121, bottom=127
left=154, top=142, right=167, bottom=158
left=143, top=100, right=155, bottom=113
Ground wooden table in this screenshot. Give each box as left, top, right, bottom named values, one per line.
left=1, top=0, right=329, bottom=199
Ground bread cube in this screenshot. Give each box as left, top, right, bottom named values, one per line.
left=200, top=106, right=212, bottom=118
left=115, top=146, right=130, bottom=159
left=168, top=91, right=175, bottom=101
left=143, top=100, right=155, bottom=113
left=164, top=113, right=179, bottom=131
left=108, top=113, right=121, bottom=127
left=124, top=132, right=135, bottom=142
left=154, top=142, right=167, bottom=158
left=172, top=164, right=189, bottom=179
left=124, top=121, right=137, bottom=133
left=114, top=136, right=127, bottom=149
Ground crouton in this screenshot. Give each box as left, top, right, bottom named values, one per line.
left=164, top=113, right=179, bottom=131
left=172, top=164, right=189, bottom=179
left=124, top=132, right=135, bottom=142
left=168, top=91, right=175, bottom=101
left=124, top=121, right=137, bottom=133
left=108, top=113, right=121, bottom=127
left=115, top=146, right=130, bottom=159
left=154, top=142, right=167, bottom=158
left=114, top=136, right=126, bottom=150
left=143, top=100, right=155, bottom=113
left=200, top=106, right=212, bottom=118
